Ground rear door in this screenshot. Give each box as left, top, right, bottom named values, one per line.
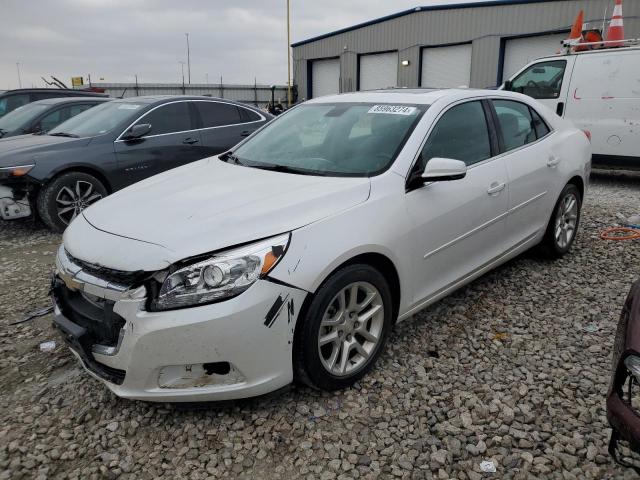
left=490, top=99, right=563, bottom=247
left=114, top=101, right=202, bottom=185
left=508, top=58, right=576, bottom=116
left=193, top=100, right=265, bottom=156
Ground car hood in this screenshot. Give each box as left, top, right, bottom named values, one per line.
left=77, top=158, right=371, bottom=270
left=0, top=134, right=90, bottom=167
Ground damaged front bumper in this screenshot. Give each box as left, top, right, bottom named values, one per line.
left=607, top=279, right=640, bottom=469
left=51, top=246, right=309, bottom=402
left=0, top=182, right=32, bottom=220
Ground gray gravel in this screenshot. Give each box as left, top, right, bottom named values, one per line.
left=1, top=171, right=639, bottom=480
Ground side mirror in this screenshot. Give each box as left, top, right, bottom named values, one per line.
left=421, top=157, right=467, bottom=182
left=503, top=80, right=513, bottom=91
left=122, top=123, right=151, bottom=140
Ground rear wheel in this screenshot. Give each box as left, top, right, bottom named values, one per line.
left=539, top=183, right=581, bottom=258
left=294, top=264, right=393, bottom=391
left=37, top=171, right=107, bottom=232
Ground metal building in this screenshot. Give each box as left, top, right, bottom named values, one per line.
left=291, top=0, right=640, bottom=100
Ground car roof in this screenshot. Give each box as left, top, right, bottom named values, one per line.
left=533, top=44, right=640, bottom=63
left=305, top=88, right=526, bottom=105
left=109, top=95, right=263, bottom=110
left=30, top=97, right=112, bottom=106
left=0, top=88, right=107, bottom=97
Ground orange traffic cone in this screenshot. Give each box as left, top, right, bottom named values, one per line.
left=568, top=10, right=584, bottom=44
left=606, top=0, right=625, bottom=47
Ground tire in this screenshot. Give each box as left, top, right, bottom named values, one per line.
left=36, top=171, right=108, bottom=233
left=539, top=183, right=581, bottom=258
left=293, top=264, right=394, bottom=391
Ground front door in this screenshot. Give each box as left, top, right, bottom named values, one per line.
left=509, top=58, right=575, bottom=117
left=405, top=100, right=509, bottom=307
left=114, top=101, right=202, bottom=186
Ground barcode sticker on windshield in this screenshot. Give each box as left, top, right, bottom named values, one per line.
left=368, top=105, right=416, bottom=115
left=117, top=104, right=141, bottom=110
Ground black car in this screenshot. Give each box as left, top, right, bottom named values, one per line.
left=0, top=97, right=111, bottom=138
left=0, top=95, right=271, bottom=231
left=0, top=88, right=108, bottom=118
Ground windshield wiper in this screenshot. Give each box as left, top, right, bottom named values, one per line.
left=248, top=164, right=326, bottom=176
left=49, top=132, right=79, bottom=138
left=219, top=151, right=245, bottom=165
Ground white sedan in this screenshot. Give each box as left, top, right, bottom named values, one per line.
left=52, top=89, right=591, bottom=402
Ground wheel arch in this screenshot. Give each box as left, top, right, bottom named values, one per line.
left=567, top=175, right=584, bottom=200
left=42, top=165, right=113, bottom=194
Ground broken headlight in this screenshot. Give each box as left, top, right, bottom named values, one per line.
left=150, top=233, right=290, bottom=311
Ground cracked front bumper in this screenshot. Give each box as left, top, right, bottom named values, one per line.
left=51, top=249, right=308, bottom=402
left=0, top=183, right=32, bottom=220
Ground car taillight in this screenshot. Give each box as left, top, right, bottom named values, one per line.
left=583, top=130, right=591, bottom=142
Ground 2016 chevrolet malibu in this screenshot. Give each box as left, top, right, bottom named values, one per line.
left=52, top=89, right=591, bottom=402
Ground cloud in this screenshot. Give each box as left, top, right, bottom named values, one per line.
left=0, top=0, right=490, bottom=90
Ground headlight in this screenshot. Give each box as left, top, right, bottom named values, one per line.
left=151, top=233, right=290, bottom=311
left=0, top=165, right=34, bottom=180
left=625, top=355, right=640, bottom=383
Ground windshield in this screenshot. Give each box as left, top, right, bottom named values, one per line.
left=0, top=103, right=48, bottom=134
left=231, top=102, right=426, bottom=176
left=49, top=101, right=140, bottom=138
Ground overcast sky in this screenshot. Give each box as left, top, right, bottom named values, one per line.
left=0, top=0, right=491, bottom=90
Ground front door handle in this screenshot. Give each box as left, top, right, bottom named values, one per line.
left=547, top=156, right=561, bottom=167
left=182, top=137, right=199, bottom=145
left=240, top=130, right=253, bottom=137
left=556, top=102, right=565, bottom=116
left=487, top=182, right=506, bottom=195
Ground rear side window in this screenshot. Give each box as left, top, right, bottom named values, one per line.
left=493, top=100, right=537, bottom=152
left=196, top=102, right=242, bottom=128
left=239, top=107, right=262, bottom=122
left=419, top=101, right=491, bottom=168
left=510, top=60, right=566, bottom=100
left=136, top=102, right=192, bottom=136
left=529, top=107, right=550, bottom=138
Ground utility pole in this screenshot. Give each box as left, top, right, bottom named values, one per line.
left=286, top=0, right=292, bottom=107
left=185, top=33, right=191, bottom=84
left=16, top=62, right=22, bottom=88
left=179, top=61, right=186, bottom=94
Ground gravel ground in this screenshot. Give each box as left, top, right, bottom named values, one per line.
left=1, top=171, right=639, bottom=480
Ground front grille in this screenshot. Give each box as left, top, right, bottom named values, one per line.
left=65, top=249, right=146, bottom=285
left=52, top=278, right=126, bottom=384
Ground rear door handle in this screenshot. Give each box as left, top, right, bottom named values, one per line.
left=487, top=182, right=506, bottom=195
left=547, top=156, right=561, bottom=167
left=182, top=137, right=199, bottom=145
left=240, top=130, right=253, bottom=137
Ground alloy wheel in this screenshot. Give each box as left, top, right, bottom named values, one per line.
left=554, top=192, right=578, bottom=249
left=55, top=180, right=103, bottom=225
left=318, top=281, right=385, bottom=377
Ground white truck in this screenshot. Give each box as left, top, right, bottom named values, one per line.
left=504, top=44, right=640, bottom=170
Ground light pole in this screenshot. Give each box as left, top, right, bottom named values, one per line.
left=179, top=61, right=186, bottom=94
left=185, top=33, right=191, bottom=84
left=16, top=62, right=22, bottom=88
left=286, top=0, right=292, bottom=107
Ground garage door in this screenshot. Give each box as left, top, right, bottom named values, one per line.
left=421, top=44, right=472, bottom=88
left=359, top=52, right=398, bottom=90
left=502, top=33, right=566, bottom=81
left=311, top=58, right=340, bottom=98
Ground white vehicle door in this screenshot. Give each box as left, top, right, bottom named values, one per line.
left=490, top=99, right=563, bottom=245
left=404, top=99, right=509, bottom=306
left=508, top=57, right=576, bottom=117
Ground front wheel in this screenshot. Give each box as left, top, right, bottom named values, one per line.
left=37, top=171, right=107, bottom=232
left=539, top=183, right=581, bottom=258
left=293, top=264, right=394, bottom=391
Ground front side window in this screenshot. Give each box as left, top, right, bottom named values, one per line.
left=232, top=103, right=426, bottom=177
left=418, top=101, right=491, bottom=169
left=50, top=101, right=143, bottom=137
left=510, top=60, right=566, bottom=99
left=493, top=100, right=537, bottom=152
left=38, top=108, right=66, bottom=132
left=136, top=102, right=192, bottom=136
left=196, top=102, right=241, bottom=128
